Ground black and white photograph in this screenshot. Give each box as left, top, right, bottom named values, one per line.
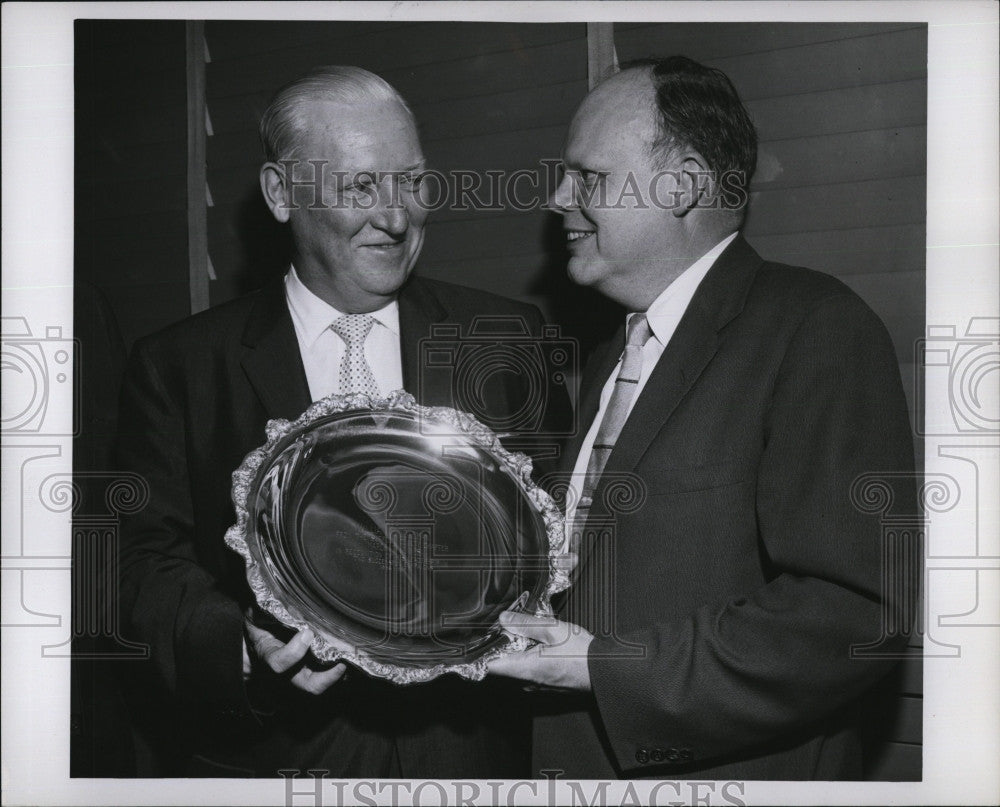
left=2, top=2, right=997, bottom=806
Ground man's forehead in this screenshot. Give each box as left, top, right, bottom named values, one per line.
left=564, top=72, right=657, bottom=166
left=299, top=97, right=414, bottom=136
left=296, top=97, right=422, bottom=162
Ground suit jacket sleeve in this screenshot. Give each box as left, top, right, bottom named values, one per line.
left=116, top=337, right=252, bottom=716
left=587, top=291, right=917, bottom=772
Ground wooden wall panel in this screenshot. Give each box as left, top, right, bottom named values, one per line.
left=75, top=20, right=189, bottom=348
left=204, top=21, right=415, bottom=62
left=206, top=23, right=582, bottom=92
left=746, top=175, right=925, bottom=235
left=89, top=176, right=188, bottom=222
left=750, top=223, right=925, bottom=276
left=76, top=140, right=192, bottom=186
left=613, top=21, right=918, bottom=57
left=755, top=126, right=926, bottom=190
left=615, top=24, right=926, bottom=98
left=82, top=227, right=189, bottom=289
left=841, top=270, right=925, bottom=358
left=748, top=79, right=926, bottom=141
left=418, top=80, right=588, bottom=143
left=422, top=125, right=566, bottom=179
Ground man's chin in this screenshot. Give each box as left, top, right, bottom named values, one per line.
left=364, top=263, right=416, bottom=296
left=566, top=256, right=602, bottom=289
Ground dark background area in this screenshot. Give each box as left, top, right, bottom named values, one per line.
left=73, top=19, right=926, bottom=780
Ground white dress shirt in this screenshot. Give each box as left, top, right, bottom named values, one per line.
left=284, top=266, right=404, bottom=402
left=565, top=232, right=739, bottom=533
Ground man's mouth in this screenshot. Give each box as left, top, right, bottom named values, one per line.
left=364, top=240, right=405, bottom=250
left=566, top=230, right=594, bottom=243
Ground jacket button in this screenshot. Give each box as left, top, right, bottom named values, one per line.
left=650, top=747, right=665, bottom=763
left=635, top=748, right=650, bottom=764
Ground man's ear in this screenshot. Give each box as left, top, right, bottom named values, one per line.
left=260, top=162, right=291, bottom=223
left=672, top=153, right=713, bottom=218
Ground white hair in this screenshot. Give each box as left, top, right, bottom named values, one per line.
left=259, top=65, right=414, bottom=162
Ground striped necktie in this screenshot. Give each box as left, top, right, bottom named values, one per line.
left=572, top=313, right=653, bottom=545
left=331, top=314, right=381, bottom=398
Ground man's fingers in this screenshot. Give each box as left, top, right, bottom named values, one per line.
left=258, top=627, right=314, bottom=674
left=244, top=616, right=349, bottom=693
left=291, top=662, right=348, bottom=695
left=243, top=619, right=268, bottom=644
left=487, top=651, right=533, bottom=680
left=499, top=610, right=561, bottom=644
left=244, top=620, right=284, bottom=659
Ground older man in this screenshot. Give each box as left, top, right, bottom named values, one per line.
left=491, top=56, right=916, bottom=780
left=117, top=66, right=567, bottom=777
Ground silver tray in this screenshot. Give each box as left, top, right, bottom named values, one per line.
left=225, top=390, right=568, bottom=684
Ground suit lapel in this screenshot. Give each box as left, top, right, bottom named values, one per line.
left=571, top=235, right=763, bottom=584
left=398, top=276, right=448, bottom=404
left=240, top=278, right=312, bottom=421
left=597, top=302, right=719, bottom=481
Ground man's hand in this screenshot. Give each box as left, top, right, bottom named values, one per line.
left=487, top=611, right=594, bottom=691
left=243, top=612, right=347, bottom=695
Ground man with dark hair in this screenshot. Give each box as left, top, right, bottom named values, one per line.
left=491, top=56, right=916, bottom=780
left=116, top=65, right=567, bottom=777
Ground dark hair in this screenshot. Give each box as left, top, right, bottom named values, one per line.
left=622, top=56, right=758, bottom=207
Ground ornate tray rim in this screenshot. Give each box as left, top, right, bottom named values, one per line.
left=224, top=389, right=569, bottom=684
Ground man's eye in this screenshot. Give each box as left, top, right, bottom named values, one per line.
left=344, top=173, right=377, bottom=193
left=567, top=170, right=602, bottom=190
left=400, top=171, right=425, bottom=188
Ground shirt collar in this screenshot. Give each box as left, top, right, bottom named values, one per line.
left=639, top=231, right=739, bottom=346
left=284, top=265, right=400, bottom=347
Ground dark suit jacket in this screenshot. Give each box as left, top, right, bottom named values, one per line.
left=534, top=236, right=917, bottom=780
left=116, top=273, right=568, bottom=778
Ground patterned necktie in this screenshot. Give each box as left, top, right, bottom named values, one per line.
left=330, top=314, right=381, bottom=398
left=572, top=313, right=653, bottom=544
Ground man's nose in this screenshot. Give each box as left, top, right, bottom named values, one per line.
left=369, top=181, right=409, bottom=235
left=550, top=172, right=577, bottom=213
